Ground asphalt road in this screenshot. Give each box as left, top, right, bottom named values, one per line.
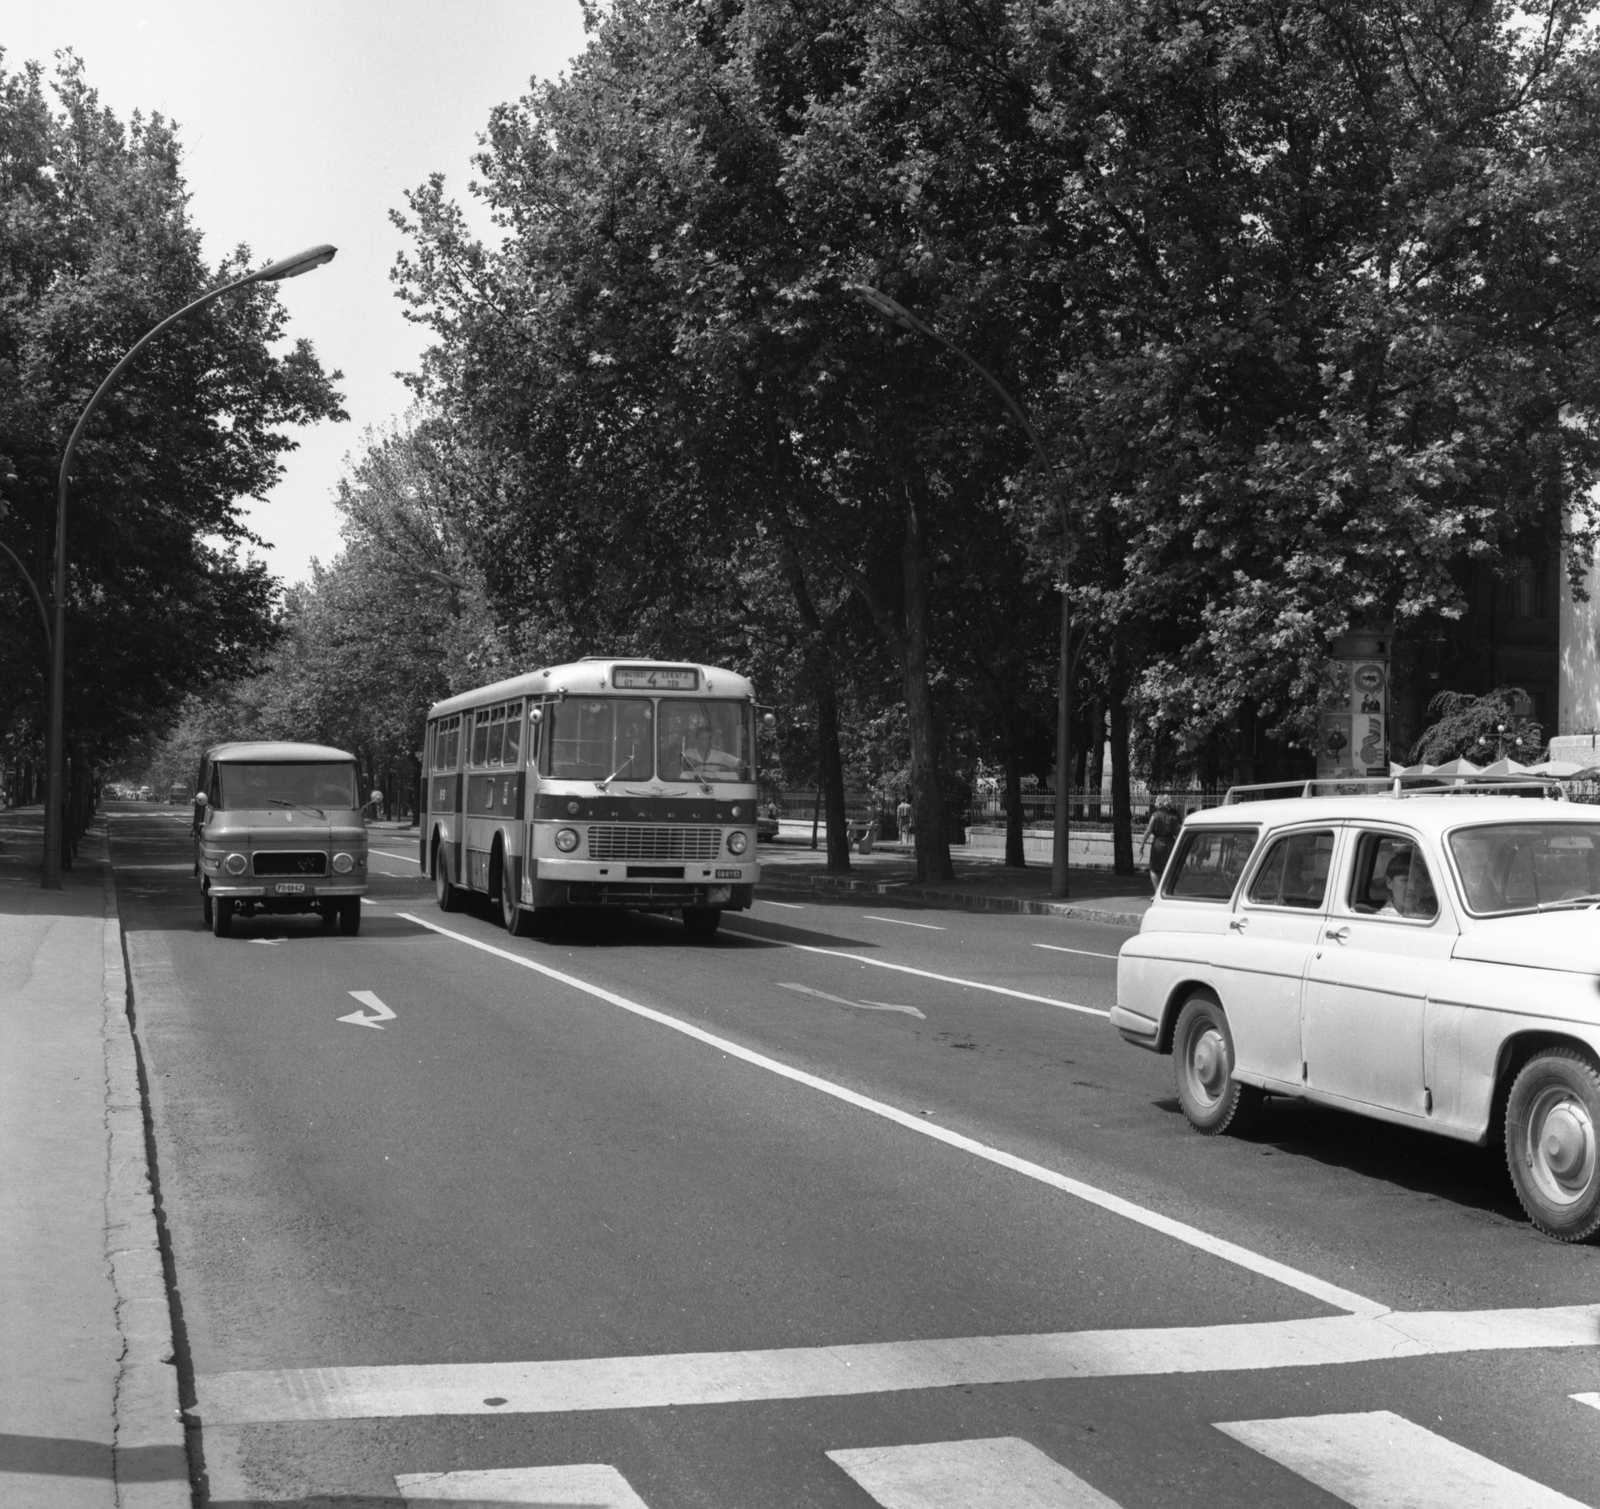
left=107, top=803, right=1600, bottom=1508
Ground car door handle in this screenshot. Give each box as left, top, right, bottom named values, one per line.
left=1229, top=917, right=1249, bottom=931
left=1325, top=925, right=1350, bottom=943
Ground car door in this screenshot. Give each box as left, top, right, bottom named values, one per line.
left=1217, top=825, right=1340, bottom=1090
left=1300, top=827, right=1456, bottom=1118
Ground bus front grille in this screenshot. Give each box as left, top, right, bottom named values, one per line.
left=586, top=825, right=720, bottom=862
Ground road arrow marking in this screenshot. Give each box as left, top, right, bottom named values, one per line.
left=338, top=990, right=395, bottom=1030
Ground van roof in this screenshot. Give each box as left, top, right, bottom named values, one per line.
left=203, top=742, right=355, bottom=764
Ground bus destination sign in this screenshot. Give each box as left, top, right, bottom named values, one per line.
left=613, top=665, right=699, bottom=690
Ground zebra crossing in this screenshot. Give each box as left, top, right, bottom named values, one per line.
left=385, top=1408, right=1598, bottom=1507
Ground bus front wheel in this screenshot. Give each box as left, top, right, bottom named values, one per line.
left=501, top=858, right=534, bottom=937
left=682, top=906, right=720, bottom=942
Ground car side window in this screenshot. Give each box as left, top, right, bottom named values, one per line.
left=1347, top=832, right=1439, bottom=921
left=1246, top=829, right=1336, bottom=909
left=1163, top=827, right=1258, bottom=900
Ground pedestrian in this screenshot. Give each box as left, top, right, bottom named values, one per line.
left=1139, top=797, right=1181, bottom=893
left=896, top=795, right=912, bottom=842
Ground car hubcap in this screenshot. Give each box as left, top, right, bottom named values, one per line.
left=1189, top=1024, right=1228, bottom=1104
left=1526, top=1087, right=1597, bottom=1206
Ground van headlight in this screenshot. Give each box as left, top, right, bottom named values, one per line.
left=224, top=853, right=248, bottom=875
left=332, top=852, right=354, bottom=874
left=555, top=827, right=580, bottom=853
left=726, top=830, right=748, bottom=856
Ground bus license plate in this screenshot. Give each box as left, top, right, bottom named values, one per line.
left=715, top=869, right=741, bottom=879
left=275, top=882, right=305, bottom=894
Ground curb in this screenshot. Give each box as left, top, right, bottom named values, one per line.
left=101, top=867, right=191, bottom=1508
left=756, top=873, right=1146, bottom=928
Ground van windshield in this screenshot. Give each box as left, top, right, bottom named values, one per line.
left=216, top=763, right=358, bottom=811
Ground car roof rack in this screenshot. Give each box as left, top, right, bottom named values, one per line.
left=1222, top=775, right=1565, bottom=805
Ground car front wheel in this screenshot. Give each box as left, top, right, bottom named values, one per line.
left=1505, top=1048, right=1600, bottom=1242
left=1172, top=993, right=1261, bottom=1136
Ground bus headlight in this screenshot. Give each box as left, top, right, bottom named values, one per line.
left=555, top=827, right=580, bottom=853
left=224, top=853, right=248, bottom=875
left=726, top=830, right=748, bottom=856
left=332, top=852, right=354, bottom=874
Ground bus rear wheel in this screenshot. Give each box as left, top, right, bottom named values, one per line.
left=435, top=847, right=461, bottom=912
left=682, top=906, right=721, bottom=942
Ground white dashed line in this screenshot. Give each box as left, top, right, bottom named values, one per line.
left=1034, top=943, right=1121, bottom=961
left=864, top=915, right=945, bottom=931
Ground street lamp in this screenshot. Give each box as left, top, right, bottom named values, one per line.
left=42, top=244, right=337, bottom=887
left=849, top=284, right=1076, bottom=896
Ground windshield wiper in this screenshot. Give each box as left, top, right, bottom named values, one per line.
left=1533, top=892, right=1600, bottom=912
left=595, top=755, right=638, bottom=792
left=265, top=797, right=326, bottom=817
left=678, top=750, right=715, bottom=794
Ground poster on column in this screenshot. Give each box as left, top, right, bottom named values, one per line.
left=1317, top=650, right=1389, bottom=780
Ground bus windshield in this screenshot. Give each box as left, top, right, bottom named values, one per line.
left=547, top=697, right=653, bottom=781
left=217, top=762, right=358, bottom=811
left=657, top=700, right=753, bottom=783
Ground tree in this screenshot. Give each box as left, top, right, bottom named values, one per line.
left=0, top=54, right=343, bottom=785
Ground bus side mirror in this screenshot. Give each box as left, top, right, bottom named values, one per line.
left=369, top=789, right=384, bottom=807
left=529, top=707, right=543, bottom=724
left=762, top=712, right=776, bottom=729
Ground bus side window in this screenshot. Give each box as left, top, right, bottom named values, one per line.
left=487, top=705, right=506, bottom=766
left=470, top=710, right=490, bottom=767
left=503, top=702, right=522, bottom=767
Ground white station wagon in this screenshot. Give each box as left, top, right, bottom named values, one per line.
left=1113, top=782, right=1600, bottom=1241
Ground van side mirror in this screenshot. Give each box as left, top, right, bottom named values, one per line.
left=369, top=790, right=384, bottom=807
left=194, top=791, right=208, bottom=807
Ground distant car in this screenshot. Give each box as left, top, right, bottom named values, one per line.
left=137, top=785, right=154, bottom=801
left=1114, top=781, right=1600, bottom=1242
left=757, top=807, right=780, bottom=841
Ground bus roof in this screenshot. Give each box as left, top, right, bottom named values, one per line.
left=426, top=659, right=757, bottom=721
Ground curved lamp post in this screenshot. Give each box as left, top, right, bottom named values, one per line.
left=42, top=244, right=337, bottom=887
left=849, top=285, right=1075, bottom=897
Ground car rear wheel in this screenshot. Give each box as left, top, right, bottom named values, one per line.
left=435, top=847, right=460, bottom=912
left=1505, top=1048, right=1600, bottom=1242
left=1172, top=993, right=1260, bottom=1136
left=211, top=897, right=234, bottom=939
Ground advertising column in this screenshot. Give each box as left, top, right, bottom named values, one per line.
left=1318, top=631, right=1391, bottom=780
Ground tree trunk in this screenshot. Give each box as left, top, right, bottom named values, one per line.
left=1109, top=652, right=1136, bottom=875
left=900, top=488, right=953, bottom=883
left=777, top=534, right=850, bottom=871
left=1003, top=723, right=1025, bottom=868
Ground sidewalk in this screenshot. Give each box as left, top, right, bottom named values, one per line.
left=756, top=835, right=1153, bottom=927
left=0, top=807, right=186, bottom=1508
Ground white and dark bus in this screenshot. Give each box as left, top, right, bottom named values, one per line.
left=421, top=658, right=766, bottom=939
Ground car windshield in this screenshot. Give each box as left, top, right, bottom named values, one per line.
left=217, top=762, right=358, bottom=811
left=547, top=697, right=654, bottom=782
left=1448, top=823, right=1600, bottom=914
left=657, top=699, right=754, bottom=783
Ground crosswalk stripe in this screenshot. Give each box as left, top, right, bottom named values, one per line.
left=1217, top=1410, right=1589, bottom=1508
left=828, top=1437, right=1119, bottom=1508
left=194, top=1304, right=1600, bottom=1424
left=397, top=1463, right=649, bottom=1505
left=1574, top=1392, right=1600, bottom=1412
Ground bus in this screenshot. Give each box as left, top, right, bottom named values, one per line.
left=421, top=658, right=768, bottom=939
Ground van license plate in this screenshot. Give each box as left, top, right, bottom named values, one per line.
left=275, top=882, right=305, bottom=894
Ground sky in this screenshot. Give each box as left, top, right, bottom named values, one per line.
left=0, top=0, right=590, bottom=585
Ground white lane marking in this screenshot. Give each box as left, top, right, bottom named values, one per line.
left=1574, top=1391, right=1600, bottom=1411
left=864, top=915, right=946, bottom=931
left=1217, top=1410, right=1589, bottom=1508
left=195, top=1305, right=1600, bottom=1424
left=829, top=1437, right=1119, bottom=1509
left=722, top=923, right=1107, bottom=1019
left=250, top=939, right=285, bottom=947
left=397, top=1464, right=649, bottom=1506
left=1034, top=943, right=1120, bottom=962
left=759, top=899, right=805, bottom=909
left=370, top=850, right=420, bottom=862
left=779, top=982, right=925, bottom=1019
left=338, top=990, right=395, bottom=1031
left=394, top=911, right=1377, bottom=1316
